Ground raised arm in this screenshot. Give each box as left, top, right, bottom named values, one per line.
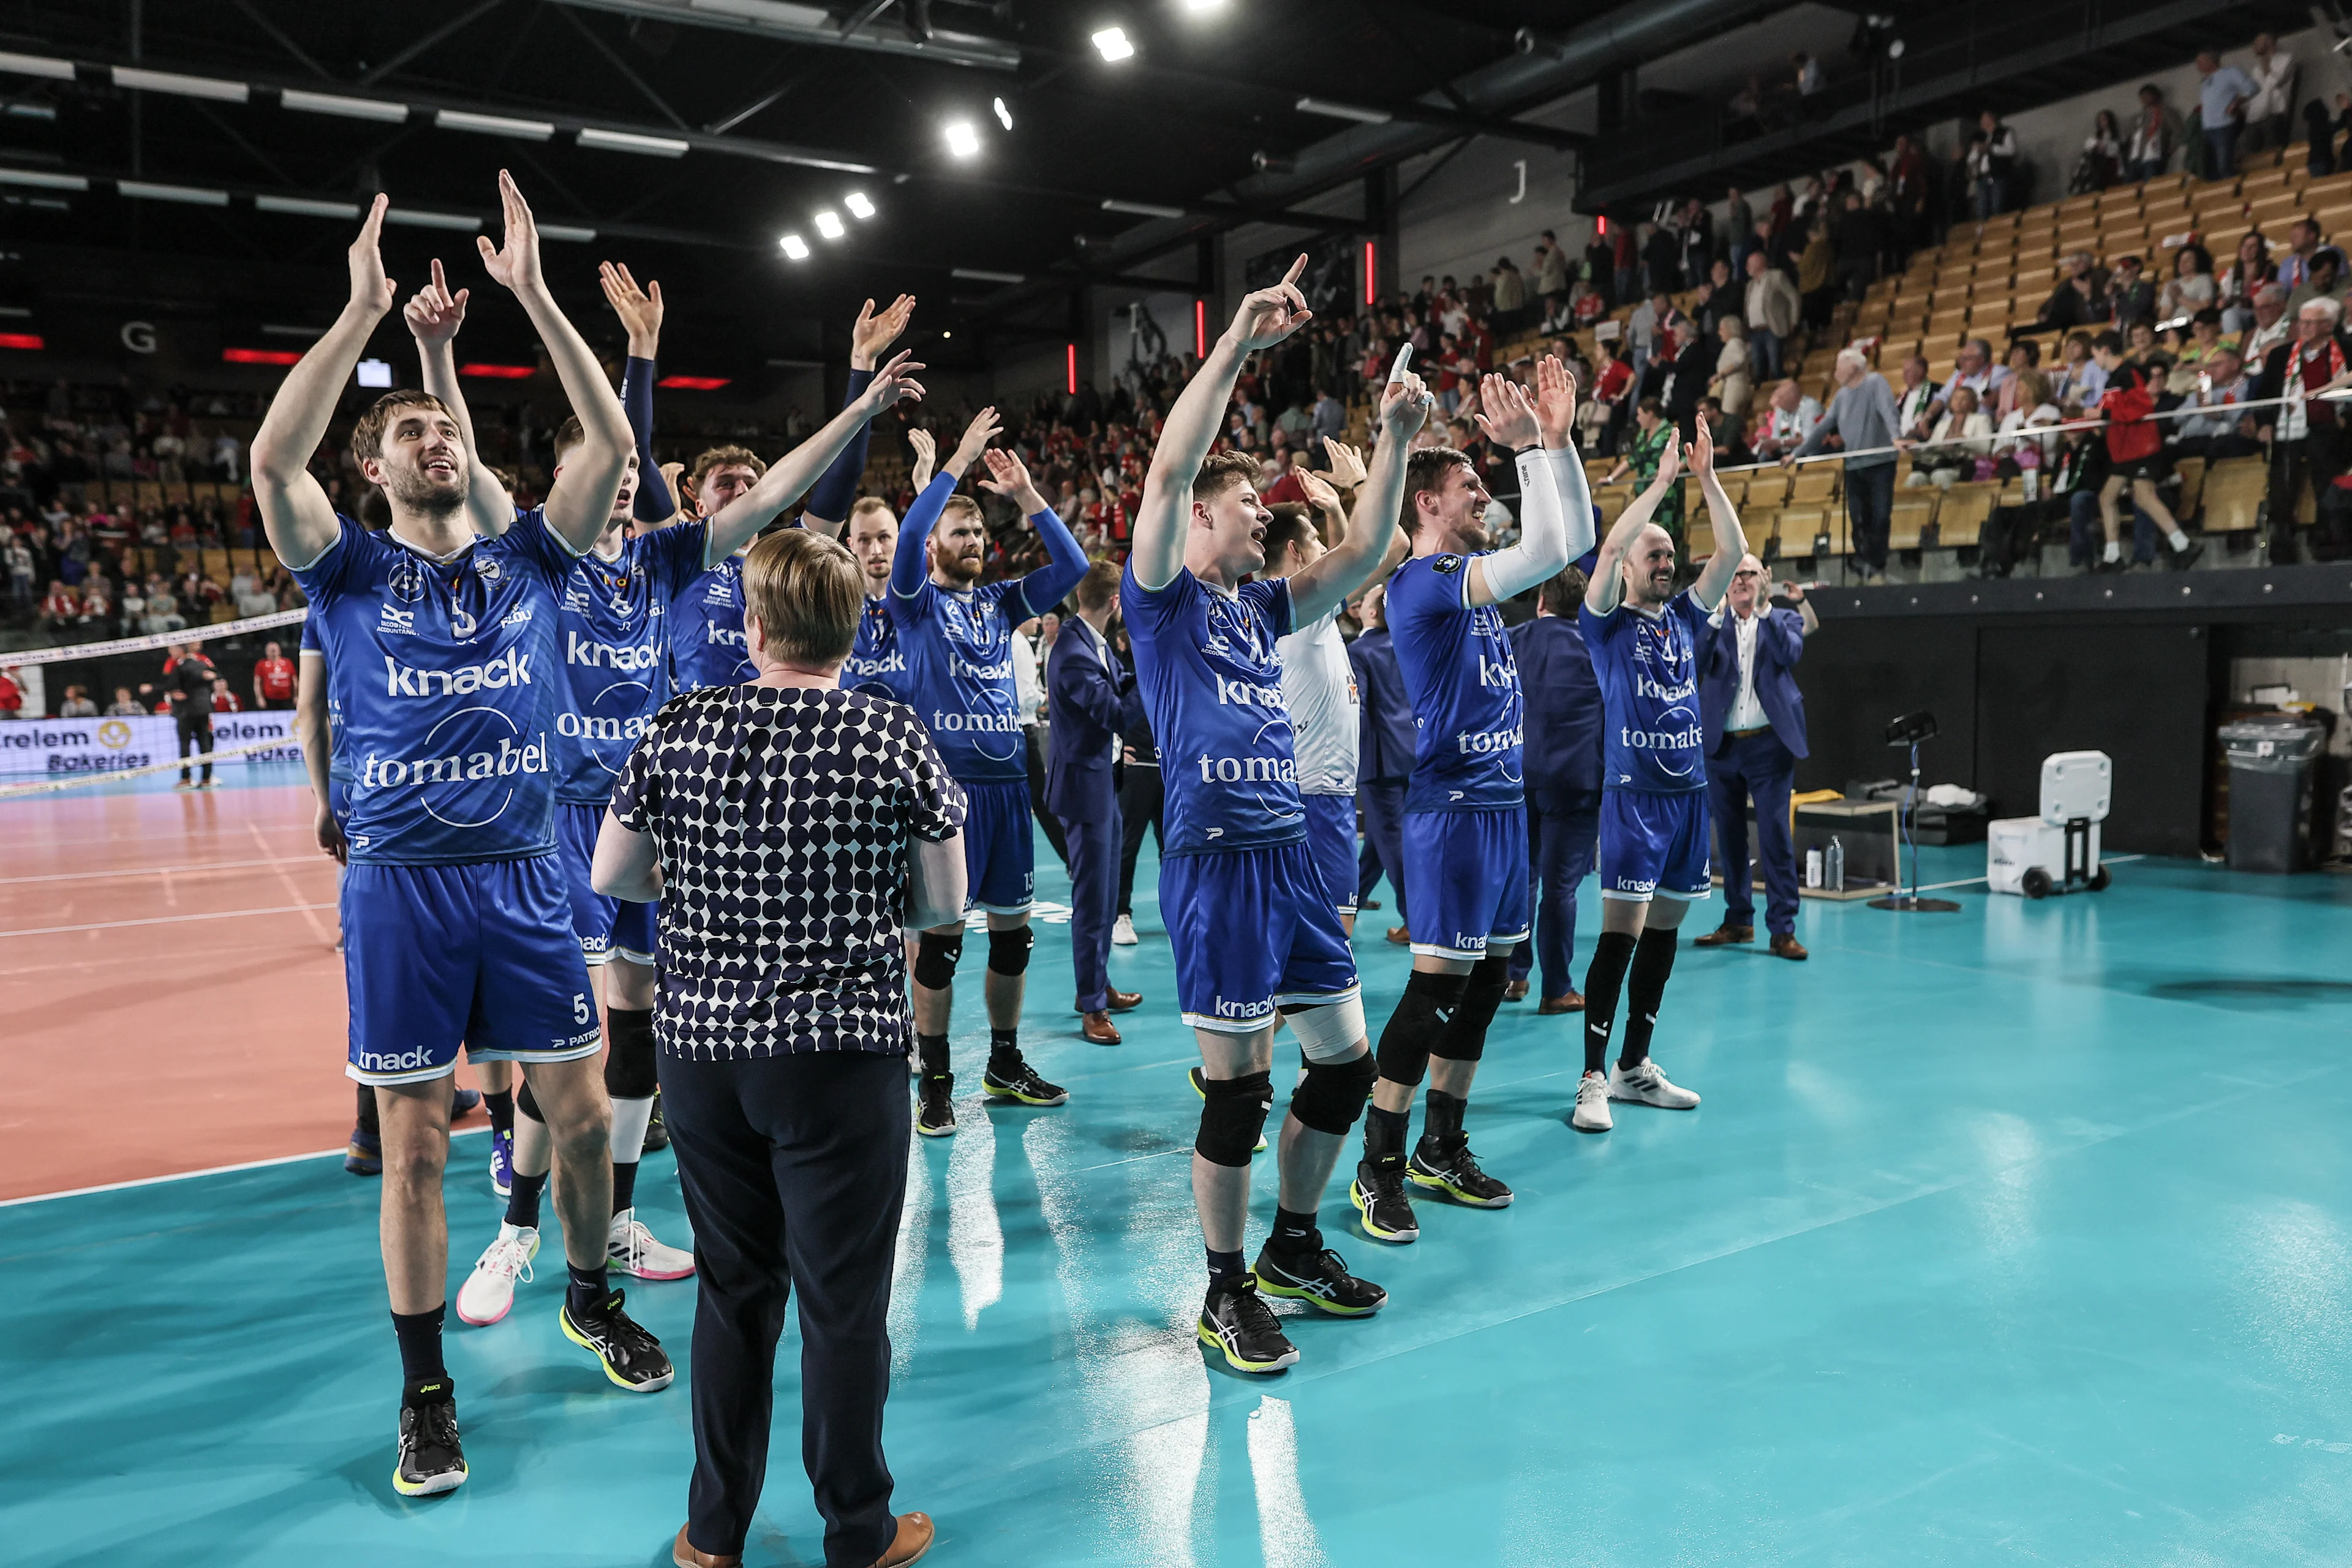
left=600, top=261, right=676, bottom=522
left=478, top=171, right=627, bottom=554
left=1131, top=255, right=1314, bottom=590
left=703, top=351, right=925, bottom=563
left=251, top=194, right=396, bottom=570
left=1468, top=356, right=1581, bottom=608
left=891, top=407, right=1000, bottom=598
left=1290, top=374, right=1430, bottom=623
left=1585, top=428, right=1682, bottom=615
left=979, top=447, right=1088, bottom=614
left=907, top=426, right=937, bottom=492
left=804, top=295, right=914, bottom=537
left=407, top=257, right=516, bottom=537
left=1688, top=416, right=1746, bottom=611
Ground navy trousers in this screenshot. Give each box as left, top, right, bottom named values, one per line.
left=1507, top=786, right=1601, bottom=999
left=661, top=1049, right=910, bottom=1568
left=1060, top=807, right=1121, bottom=1012
left=1708, top=730, right=1800, bottom=937
left=1355, top=778, right=1409, bottom=921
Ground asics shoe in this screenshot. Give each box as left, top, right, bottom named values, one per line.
left=1348, top=1159, right=1419, bottom=1243
left=1112, top=913, right=1138, bottom=946
left=560, top=1288, right=674, bottom=1392
left=1196, top=1278, right=1298, bottom=1373
left=915, top=1072, right=957, bottom=1137
left=1188, top=1066, right=1266, bottom=1151
left=1253, top=1240, right=1387, bottom=1316
left=345, top=1128, right=382, bottom=1177
left=450, top=1087, right=482, bottom=1120
left=1609, top=1058, right=1702, bottom=1109
left=1570, top=1070, right=1614, bottom=1132
left=608, top=1208, right=696, bottom=1280
left=393, top=1382, right=467, bottom=1498
left=488, top=1126, right=513, bottom=1199
left=1408, top=1139, right=1515, bottom=1208
left=983, top=1059, right=1068, bottom=1106
left=454, top=1222, right=538, bottom=1326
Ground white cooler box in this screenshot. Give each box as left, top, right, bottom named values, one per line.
left=1988, top=817, right=2103, bottom=895
left=1988, top=750, right=2111, bottom=898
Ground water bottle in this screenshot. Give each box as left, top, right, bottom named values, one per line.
left=1806, top=847, right=1824, bottom=888
left=1826, top=836, right=1845, bottom=893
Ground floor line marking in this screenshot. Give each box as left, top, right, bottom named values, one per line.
left=0, top=903, right=337, bottom=939
left=247, top=821, right=333, bottom=945
left=0, top=856, right=307, bottom=886
left=0, top=1128, right=492, bottom=1208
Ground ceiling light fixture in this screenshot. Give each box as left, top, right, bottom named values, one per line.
left=1092, top=27, right=1135, bottom=62
left=845, top=191, right=875, bottom=219
left=944, top=120, right=981, bottom=158
left=951, top=266, right=1025, bottom=284
left=815, top=209, right=845, bottom=239
left=1181, top=0, right=1226, bottom=12
left=993, top=96, right=1014, bottom=131
left=1294, top=96, right=1391, bottom=125
left=779, top=233, right=811, bottom=260
left=1101, top=198, right=1185, bottom=219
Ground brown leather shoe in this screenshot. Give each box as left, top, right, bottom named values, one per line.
left=673, top=1525, right=741, bottom=1568
left=1503, top=979, right=1529, bottom=1001
left=1080, top=1010, right=1121, bottom=1044
left=1770, top=933, right=1809, bottom=961
left=1385, top=925, right=1410, bottom=946
left=1537, top=992, right=1586, bottom=1014
left=1694, top=924, right=1753, bottom=948
left=872, top=1512, right=935, bottom=1567
left=1106, top=987, right=1142, bottom=1012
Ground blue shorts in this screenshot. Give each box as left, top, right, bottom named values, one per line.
left=342, top=855, right=603, bottom=1086
left=1301, top=793, right=1359, bottom=917
left=960, top=779, right=1035, bottom=914
left=1161, top=840, right=1360, bottom=1034
left=1403, top=807, right=1531, bottom=960
left=1599, top=790, right=1713, bottom=902
left=556, top=800, right=658, bottom=965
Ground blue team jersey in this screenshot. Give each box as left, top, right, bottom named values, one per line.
left=843, top=596, right=903, bottom=698
left=1580, top=590, right=1709, bottom=793
left=298, top=611, right=349, bottom=782
left=1120, top=565, right=1303, bottom=856
left=291, top=511, right=580, bottom=864
left=886, top=574, right=1035, bottom=782
left=669, top=556, right=756, bottom=693
left=552, top=521, right=709, bottom=805
left=1386, top=551, right=1525, bottom=813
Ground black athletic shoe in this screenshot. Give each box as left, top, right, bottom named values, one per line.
left=983, top=1059, right=1068, bottom=1106
left=916, top=1072, right=957, bottom=1137
left=1196, top=1278, right=1299, bottom=1373
left=1408, top=1138, right=1515, bottom=1208
left=393, top=1384, right=468, bottom=1498
left=1349, top=1158, right=1420, bottom=1243
left=2171, top=537, right=2205, bottom=570
left=559, top=1289, right=674, bottom=1393
left=641, top=1086, right=669, bottom=1153
left=1253, top=1240, right=1387, bottom=1316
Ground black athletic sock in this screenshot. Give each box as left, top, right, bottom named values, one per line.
left=1271, top=1205, right=1322, bottom=1254
left=1206, top=1247, right=1247, bottom=1289
left=505, top=1170, right=548, bottom=1232
left=355, top=1083, right=380, bottom=1137
left=987, top=1027, right=1021, bottom=1076
left=391, top=1303, right=447, bottom=1387
left=1619, top=926, right=1680, bottom=1070
left=610, top=1159, right=639, bottom=1216
left=916, top=1032, right=949, bottom=1076
left=567, top=1262, right=609, bottom=1318
left=482, top=1087, right=514, bottom=1139
left=1419, top=1088, right=1469, bottom=1155
left=1363, top=1104, right=1410, bottom=1166
left=1581, top=930, right=1638, bottom=1077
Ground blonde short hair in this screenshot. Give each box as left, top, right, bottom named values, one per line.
left=742, top=527, right=862, bottom=666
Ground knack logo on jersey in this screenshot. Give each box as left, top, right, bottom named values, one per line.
left=948, top=655, right=1013, bottom=681
left=847, top=649, right=907, bottom=677
left=704, top=624, right=747, bottom=649
left=1214, top=674, right=1284, bottom=707
left=565, top=632, right=660, bottom=671
left=1477, top=652, right=1518, bottom=688
left=383, top=648, right=533, bottom=697
left=1634, top=673, right=1695, bottom=703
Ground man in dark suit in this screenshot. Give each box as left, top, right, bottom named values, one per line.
left=1504, top=567, right=1605, bottom=1013
left=2254, top=295, right=2352, bottom=563
left=1045, top=562, right=1145, bottom=1042
left=1696, top=554, right=1815, bottom=959
left=1348, top=581, right=1415, bottom=945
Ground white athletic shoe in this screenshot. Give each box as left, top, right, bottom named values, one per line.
left=1570, top=1071, right=1614, bottom=1132
left=1112, top=914, right=1138, bottom=946
left=1609, top=1058, right=1701, bottom=1110
left=455, top=1223, right=538, bottom=1326
left=608, top=1209, right=696, bottom=1281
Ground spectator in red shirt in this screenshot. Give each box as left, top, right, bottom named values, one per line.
left=252, top=640, right=296, bottom=710
left=0, top=667, right=21, bottom=720
left=211, top=677, right=241, bottom=714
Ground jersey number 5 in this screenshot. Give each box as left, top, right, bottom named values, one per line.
left=572, top=993, right=591, bottom=1025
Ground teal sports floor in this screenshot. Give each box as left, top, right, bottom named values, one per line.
left=9, top=828, right=2352, bottom=1567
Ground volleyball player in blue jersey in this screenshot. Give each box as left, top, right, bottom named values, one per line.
left=1574, top=417, right=1746, bottom=1134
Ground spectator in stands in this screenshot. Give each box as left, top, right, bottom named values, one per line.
left=1993, top=372, right=2063, bottom=470
left=2090, top=330, right=2201, bottom=569
left=2254, top=295, right=2352, bottom=562
left=2157, top=246, right=2218, bottom=324
left=5, top=535, right=29, bottom=609
left=209, top=677, right=240, bottom=714
left=1796, top=219, right=1837, bottom=328
left=2195, top=51, right=2258, bottom=178
left=1584, top=338, right=1637, bottom=452
left=1743, top=251, right=1800, bottom=382
left=1679, top=198, right=1715, bottom=287
left=2277, top=220, right=2323, bottom=295
left=0, top=666, right=20, bottom=719
left=1491, top=257, right=1528, bottom=334
left=1893, top=355, right=1938, bottom=439
left=104, top=685, right=141, bottom=717
left=1992, top=341, right=2044, bottom=423
left=2178, top=308, right=2239, bottom=370
left=253, top=639, right=296, bottom=710
left=2243, top=282, right=2294, bottom=361
left=1310, top=386, right=1346, bottom=447
left=1710, top=318, right=1754, bottom=421
left=2242, top=34, right=2296, bottom=156
left=2219, top=232, right=2275, bottom=331
left=2127, top=85, right=2175, bottom=180
left=1605, top=399, right=1685, bottom=547
left=2176, top=347, right=2261, bottom=459
left=1832, top=190, right=1880, bottom=299
left=1793, top=51, right=1826, bottom=115
left=40, top=579, right=75, bottom=631
left=2078, top=110, right=2126, bottom=192
left=1751, top=379, right=1823, bottom=461
left=58, top=684, right=96, bottom=718
left=2288, top=247, right=2349, bottom=318
left=1912, top=386, right=1994, bottom=489
left=1663, top=317, right=1714, bottom=433
left=1971, top=111, right=2020, bottom=218
left=1533, top=230, right=1571, bottom=318
left=1699, top=398, right=1754, bottom=467
left=1789, top=349, right=1905, bottom=582
left=1642, top=220, right=1680, bottom=297
left=2108, top=256, right=2157, bottom=330
left=1934, top=338, right=2006, bottom=417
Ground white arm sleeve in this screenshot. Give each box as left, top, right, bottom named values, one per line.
left=1479, top=447, right=1577, bottom=601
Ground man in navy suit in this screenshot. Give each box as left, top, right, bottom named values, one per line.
left=1348, top=581, right=1416, bottom=945
left=1505, top=567, right=1606, bottom=1012
left=1697, top=554, right=1816, bottom=960
left=1047, top=561, right=1147, bottom=1041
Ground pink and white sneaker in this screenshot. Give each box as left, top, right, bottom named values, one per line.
left=454, top=1223, right=538, bottom=1325
left=608, top=1210, right=696, bottom=1280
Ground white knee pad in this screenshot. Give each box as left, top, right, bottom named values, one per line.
left=1285, top=996, right=1368, bottom=1063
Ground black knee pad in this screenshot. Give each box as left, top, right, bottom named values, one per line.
left=516, top=1079, right=545, bottom=1125
left=1431, top=954, right=1513, bottom=1063
left=602, top=1007, right=659, bottom=1099
left=1194, top=1071, right=1273, bottom=1167
left=986, top=924, right=1034, bottom=978
left=1288, top=1050, right=1376, bottom=1137
left=1375, top=970, right=1469, bottom=1088
left=913, top=932, right=963, bottom=989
